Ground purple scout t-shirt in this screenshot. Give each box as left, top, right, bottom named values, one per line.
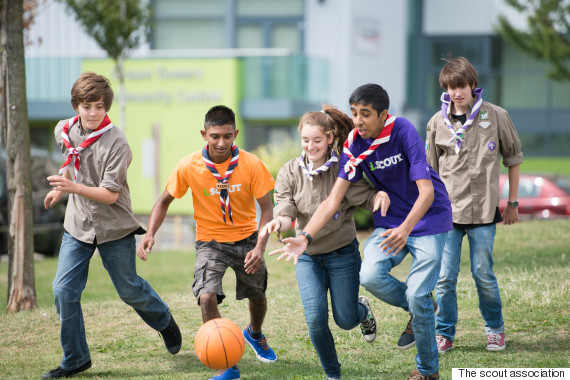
left=339, top=116, right=452, bottom=236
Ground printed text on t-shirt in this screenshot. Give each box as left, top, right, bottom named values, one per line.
left=203, top=184, right=243, bottom=196
left=368, top=153, right=403, bottom=171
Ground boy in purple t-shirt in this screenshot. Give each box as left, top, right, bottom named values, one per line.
left=269, top=84, right=452, bottom=380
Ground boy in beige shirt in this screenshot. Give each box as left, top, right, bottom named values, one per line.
left=426, top=57, right=523, bottom=354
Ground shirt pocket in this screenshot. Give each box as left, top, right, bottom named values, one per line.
left=475, top=120, right=500, bottom=168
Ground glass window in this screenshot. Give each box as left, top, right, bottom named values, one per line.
left=502, top=43, right=543, bottom=70
left=237, top=24, right=264, bottom=49
left=431, top=39, right=484, bottom=67
left=154, top=20, right=225, bottom=49
left=554, top=176, right=570, bottom=194
left=272, top=24, right=300, bottom=52
left=426, top=75, right=442, bottom=110
left=237, top=0, right=303, bottom=17
left=500, top=72, right=548, bottom=108
left=552, top=81, right=570, bottom=108
left=154, top=0, right=225, bottom=18
left=246, top=124, right=298, bottom=151
left=518, top=133, right=546, bottom=155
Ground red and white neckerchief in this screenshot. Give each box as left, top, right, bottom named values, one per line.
left=343, top=115, right=396, bottom=180
left=59, top=114, right=114, bottom=182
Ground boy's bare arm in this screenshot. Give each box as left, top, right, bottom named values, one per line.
left=244, top=191, right=273, bottom=274
left=502, top=164, right=520, bottom=225
left=138, top=189, right=175, bottom=261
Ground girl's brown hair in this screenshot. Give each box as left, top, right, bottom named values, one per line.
left=298, top=105, right=353, bottom=156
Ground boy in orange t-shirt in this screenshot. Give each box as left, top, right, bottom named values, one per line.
left=138, top=105, right=276, bottom=380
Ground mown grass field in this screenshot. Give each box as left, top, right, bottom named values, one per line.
left=1, top=219, right=569, bottom=379
left=509, top=157, right=570, bottom=176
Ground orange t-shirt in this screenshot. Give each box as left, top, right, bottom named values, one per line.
left=165, top=149, right=275, bottom=242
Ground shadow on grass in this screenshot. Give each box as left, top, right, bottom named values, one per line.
left=441, top=334, right=570, bottom=355
left=73, top=353, right=327, bottom=379
left=506, top=335, right=570, bottom=353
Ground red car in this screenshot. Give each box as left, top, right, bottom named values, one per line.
left=498, top=174, right=570, bottom=219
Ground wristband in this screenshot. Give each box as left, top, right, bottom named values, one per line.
left=298, top=231, right=312, bottom=245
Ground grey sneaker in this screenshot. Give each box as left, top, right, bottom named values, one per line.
left=397, top=294, right=438, bottom=350
left=358, top=296, right=377, bottom=343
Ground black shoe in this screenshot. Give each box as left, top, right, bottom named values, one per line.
left=160, top=315, right=182, bottom=354
left=397, top=315, right=415, bottom=350
left=41, top=360, right=92, bottom=378
left=397, top=294, right=438, bottom=350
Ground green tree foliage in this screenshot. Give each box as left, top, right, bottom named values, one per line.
left=496, top=0, right=570, bottom=81
left=250, top=139, right=300, bottom=179
left=58, top=0, right=151, bottom=62
left=58, top=0, right=152, bottom=129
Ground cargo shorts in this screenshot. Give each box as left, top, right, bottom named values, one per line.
left=192, top=232, right=268, bottom=305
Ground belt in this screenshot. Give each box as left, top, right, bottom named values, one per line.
left=222, top=232, right=258, bottom=245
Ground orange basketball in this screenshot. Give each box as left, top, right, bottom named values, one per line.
left=194, top=318, right=245, bottom=370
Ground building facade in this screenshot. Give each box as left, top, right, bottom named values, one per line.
left=22, top=0, right=569, bottom=213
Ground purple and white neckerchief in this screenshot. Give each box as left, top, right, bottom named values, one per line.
left=440, top=87, right=483, bottom=154
left=299, top=150, right=338, bottom=181
left=202, top=143, right=239, bottom=225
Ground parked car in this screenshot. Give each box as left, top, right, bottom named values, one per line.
left=498, top=174, right=570, bottom=219
left=0, top=148, right=66, bottom=256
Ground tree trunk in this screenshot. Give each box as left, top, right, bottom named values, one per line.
left=115, top=57, right=126, bottom=131
left=1, top=0, right=37, bottom=312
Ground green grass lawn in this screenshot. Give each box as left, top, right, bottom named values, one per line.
left=516, top=157, right=570, bottom=176
left=1, top=219, right=569, bottom=379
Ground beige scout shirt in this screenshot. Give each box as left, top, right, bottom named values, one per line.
left=55, top=118, right=143, bottom=244
left=273, top=156, right=377, bottom=255
left=426, top=100, right=523, bottom=224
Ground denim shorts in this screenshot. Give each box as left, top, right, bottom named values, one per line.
left=193, top=232, right=267, bottom=305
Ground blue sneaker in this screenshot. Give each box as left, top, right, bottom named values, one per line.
left=242, top=326, right=277, bottom=363
left=208, top=367, right=240, bottom=380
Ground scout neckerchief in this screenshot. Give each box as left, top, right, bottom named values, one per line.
left=299, top=150, right=338, bottom=181
left=440, top=87, right=483, bottom=154
left=59, top=114, right=114, bottom=182
left=343, top=115, right=396, bottom=180
left=202, top=143, right=239, bottom=224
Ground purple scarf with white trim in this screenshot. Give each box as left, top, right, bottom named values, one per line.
left=299, top=150, right=338, bottom=181
left=440, top=87, right=483, bottom=154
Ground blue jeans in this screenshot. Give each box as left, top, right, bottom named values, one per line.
left=53, top=232, right=172, bottom=370
left=435, top=225, right=504, bottom=340
left=360, top=228, right=446, bottom=376
left=295, top=239, right=367, bottom=379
